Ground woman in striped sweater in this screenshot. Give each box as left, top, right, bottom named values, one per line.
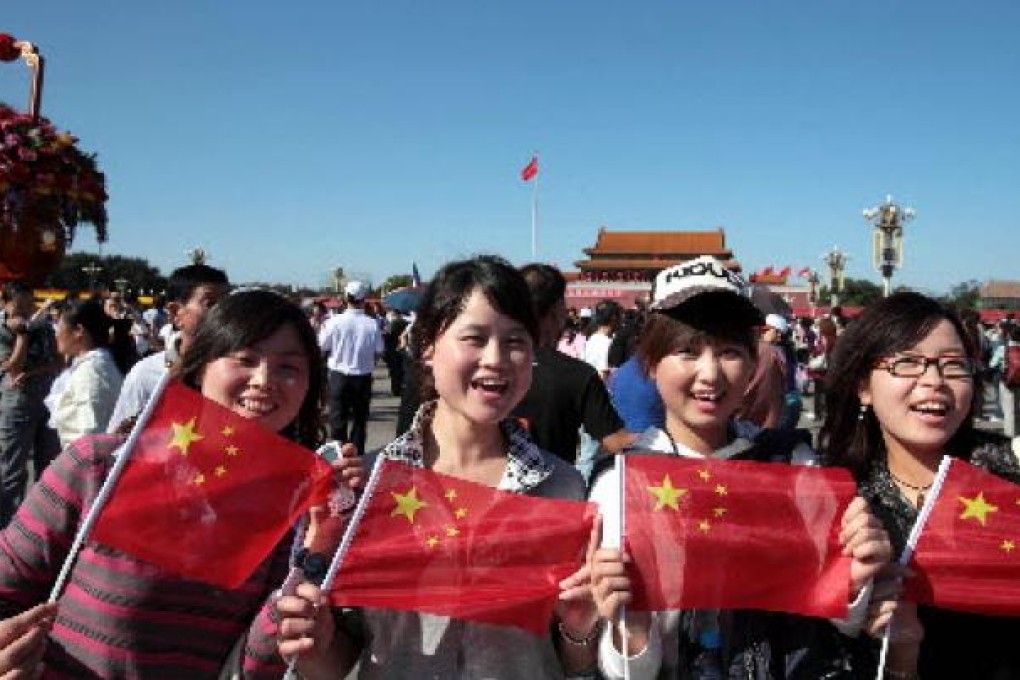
left=0, top=290, right=327, bottom=678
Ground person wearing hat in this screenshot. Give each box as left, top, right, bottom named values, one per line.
left=318, top=280, right=383, bottom=454
left=586, top=256, right=891, bottom=679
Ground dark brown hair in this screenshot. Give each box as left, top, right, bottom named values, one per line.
left=819, top=292, right=980, bottom=480
left=636, top=310, right=757, bottom=375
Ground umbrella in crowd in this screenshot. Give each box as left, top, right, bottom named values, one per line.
left=384, top=285, right=426, bottom=314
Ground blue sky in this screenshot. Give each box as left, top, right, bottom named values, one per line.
left=4, top=1, right=1018, bottom=293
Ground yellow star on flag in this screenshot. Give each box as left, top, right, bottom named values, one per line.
left=713, top=507, right=727, bottom=517
left=445, top=489, right=458, bottom=501
left=391, top=486, right=428, bottom=524
left=426, top=535, right=440, bottom=548
left=192, top=472, right=206, bottom=485
left=698, top=469, right=711, bottom=481
left=959, top=492, right=998, bottom=526
left=648, top=475, right=687, bottom=511
left=1002, top=539, right=1016, bottom=553
left=221, top=425, right=234, bottom=437
left=698, top=519, right=711, bottom=533
left=445, top=525, right=460, bottom=537
left=214, top=465, right=227, bottom=477
left=169, top=418, right=204, bottom=455
left=224, top=445, right=240, bottom=457
left=455, top=507, right=468, bottom=519
left=715, top=484, right=728, bottom=496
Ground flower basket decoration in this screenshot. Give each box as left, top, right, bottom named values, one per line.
left=0, top=32, right=108, bottom=282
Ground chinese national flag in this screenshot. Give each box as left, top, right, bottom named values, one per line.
left=625, top=454, right=855, bottom=618
left=330, top=459, right=595, bottom=634
left=779, top=266, right=793, bottom=277
left=92, top=381, right=333, bottom=589
left=797, top=267, right=812, bottom=278
left=520, top=156, right=539, bottom=181
left=905, top=458, right=1020, bottom=615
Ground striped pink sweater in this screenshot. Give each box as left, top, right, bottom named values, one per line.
left=0, top=435, right=288, bottom=679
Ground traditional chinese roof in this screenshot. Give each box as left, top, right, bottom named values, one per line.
left=581, top=227, right=732, bottom=258
left=576, top=257, right=742, bottom=271
left=980, top=280, right=1020, bottom=300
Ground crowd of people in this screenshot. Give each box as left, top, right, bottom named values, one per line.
left=0, top=252, right=1017, bottom=678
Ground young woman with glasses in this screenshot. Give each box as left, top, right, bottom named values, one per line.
left=820, top=292, right=1020, bottom=680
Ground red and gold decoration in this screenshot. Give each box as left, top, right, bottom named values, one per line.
left=905, top=458, right=1020, bottom=615
left=91, top=382, right=333, bottom=589
left=330, top=459, right=596, bottom=634
left=1, top=32, right=108, bottom=282
left=625, top=454, right=855, bottom=618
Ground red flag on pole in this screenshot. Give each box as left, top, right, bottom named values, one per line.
left=762, top=266, right=775, bottom=276
left=797, top=267, right=813, bottom=278
left=520, top=156, right=539, bottom=182
left=91, top=382, right=334, bottom=589
left=905, top=458, right=1020, bottom=615
left=330, top=459, right=595, bottom=634
left=624, top=454, right=855, bottom=618
left=779, top=266, right=792, bottom=277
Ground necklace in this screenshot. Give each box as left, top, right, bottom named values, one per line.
left=887, top=467, right=934, bottom=510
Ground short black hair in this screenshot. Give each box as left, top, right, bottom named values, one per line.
left=519, top=263, right=566, bottom=319
left=166, top=264, right=229, bottom=304
left=1, top=281, right=32, bottom=303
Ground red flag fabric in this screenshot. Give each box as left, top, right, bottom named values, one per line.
left=625, top=454, right=855, bottom=618
left=779, top=266, right=793, bottom=277
left=905, top=458, right=1020, bottom=615
left=330, top=459, right=595, bottom=634
left=797, top=267, right=813, bottom=278
left=92, top=381, right=333, bottom=589
left=762, top=265, right=775, bottom=276
left=520, top=156, right=539, bottom=181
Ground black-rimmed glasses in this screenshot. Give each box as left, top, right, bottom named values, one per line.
left=874, top=355, right=975, bottom=380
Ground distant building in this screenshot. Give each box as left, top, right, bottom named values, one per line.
left=565, top=227, right=741, bottom=309
left=979, top=280, right=1020, bottom=312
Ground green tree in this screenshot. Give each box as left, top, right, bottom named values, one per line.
left=380, top=274, right=413, bottom=293
left=943, top=280, right=981, bottom=310
left=43, top=252, right=167, bottom=298
left=818, top=277, right=883, bottom=307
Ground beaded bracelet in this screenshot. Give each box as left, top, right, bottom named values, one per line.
left=557, top=620, right=602, bottom=646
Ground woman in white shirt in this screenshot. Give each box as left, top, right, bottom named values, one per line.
left=45, top=300, right=135, bottom=447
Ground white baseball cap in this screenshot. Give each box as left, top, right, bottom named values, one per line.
left=344, top=280, right=369, bottom=301
left=650, top=255, right=763, bottom=326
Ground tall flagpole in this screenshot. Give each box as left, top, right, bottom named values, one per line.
left=531, top=154, right=540, bottom=259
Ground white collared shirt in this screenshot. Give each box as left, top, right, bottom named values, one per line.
left=317, top=308, right=383, bottom=375
left=46, top=349, right=124, bottom=447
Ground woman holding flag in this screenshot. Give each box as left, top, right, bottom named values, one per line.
left=587, top=256, right=891, bottom=679
left=821, top=292, right=1020, bottom=679
left=0, top=290, right=356, bottom=677
left=275, top=255, right=601, bottom=679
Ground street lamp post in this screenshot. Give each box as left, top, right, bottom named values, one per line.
left=822, top=247, right=848, bottom=308
left=113, top=278, right=128, bottom=297
left=863, top=195, right=915, bottom=297
left=81, top=262, right=103, bottom=292
left=806, top=269, right=820, bottom=316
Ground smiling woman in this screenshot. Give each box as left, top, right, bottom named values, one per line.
left=821, top=291, right=1020, bottom=680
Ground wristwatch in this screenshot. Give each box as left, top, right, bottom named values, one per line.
left=294, top=547, right=329, bottom=584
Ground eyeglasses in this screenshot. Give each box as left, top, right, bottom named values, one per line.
left=875, top=355, right=975, bottom=380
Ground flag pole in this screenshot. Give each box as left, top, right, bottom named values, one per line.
left=48, top=371, right=174, bottom=603
left=283, top=453, right=388, bottom=676
left=618, top=454, right=631, bottom=680
left=875, top=455, right=952, bottom=680
left=531, top=156, right=539, bottom=259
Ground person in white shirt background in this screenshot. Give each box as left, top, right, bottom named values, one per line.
left=45, top=299, right=136, bottom=447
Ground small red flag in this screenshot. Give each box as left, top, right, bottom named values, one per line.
left=625, top=454, right=855, bottom=618
left=762, top=265, right=775, bottom=276
left=330, top=459, right=595, bottom=634
left=520, top=156, right=539, bottom=181
left=779, top=266, right=792, bottom=277
left=797, top=267, right=813, bottom=278
left=905, top=458, right=1020, bottom=615
left=92, top=382, right=333, bottom=589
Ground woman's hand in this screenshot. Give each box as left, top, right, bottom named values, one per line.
left=276, top=582, right=336, bottom=672
left=0, top=603, right=58, bottom=677
left=305, top=445, right=366, bottom=553
left=839, top=496, right=892, bottom=600
left=555, top=515, right=601, bottom=639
